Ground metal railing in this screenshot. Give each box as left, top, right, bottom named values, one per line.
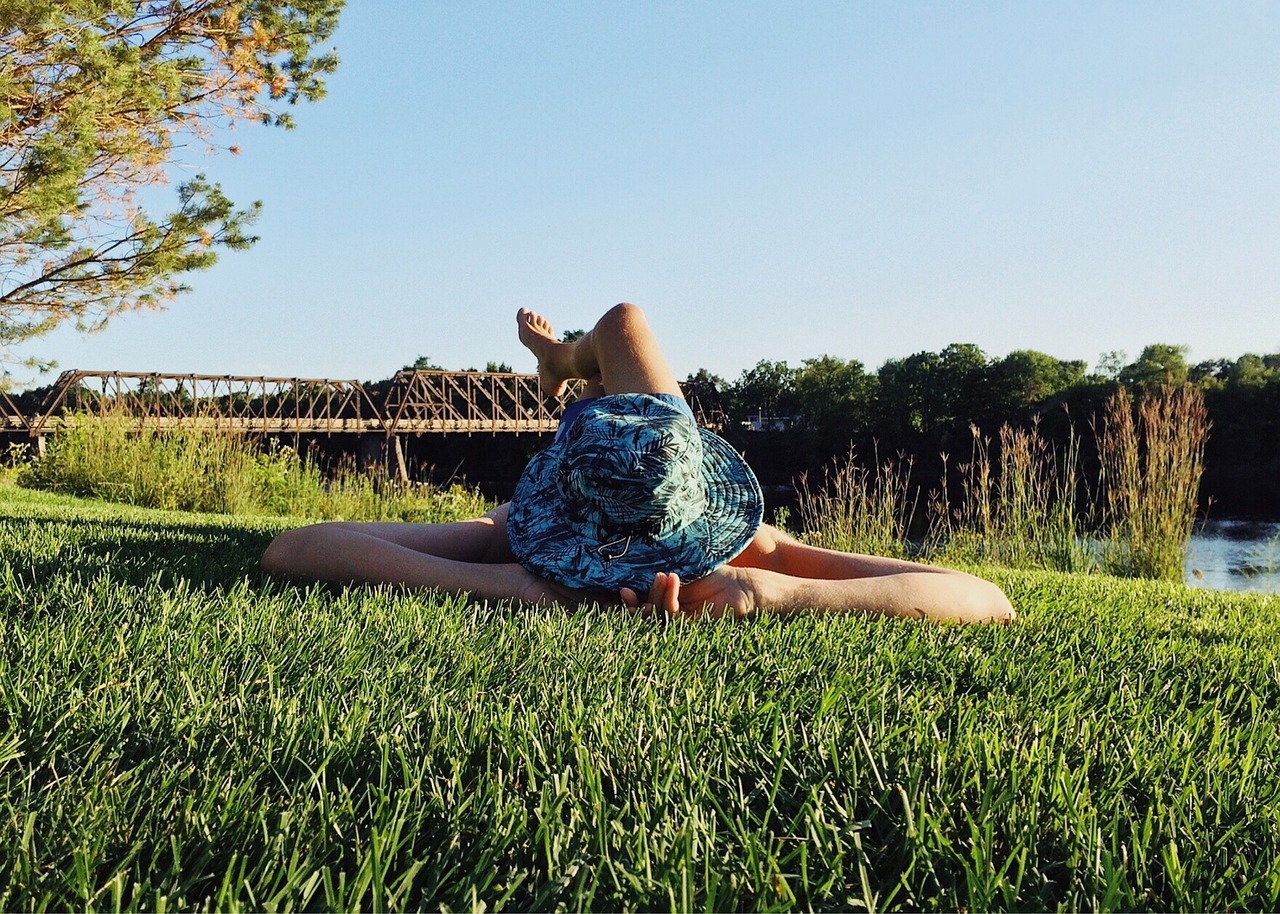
left=3, top=369, right=725, bottom=437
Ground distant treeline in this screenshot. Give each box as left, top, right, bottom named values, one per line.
left=697, top=343, right=1280, bottom=517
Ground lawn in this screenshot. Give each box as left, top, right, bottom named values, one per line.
left=1, top=483, right=1277, bottom=911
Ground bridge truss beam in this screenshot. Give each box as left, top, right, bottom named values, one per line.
left=3, top=369, right=726, bottom=438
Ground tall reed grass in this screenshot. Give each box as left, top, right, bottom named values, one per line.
left=933, top=419, right=1093, bottom=572
left=1095, top=385, right=1210, bottom=580
left=796, top=447, right=917, bottom=557
left=17, top=415, right=490, bottom=523
left=796, top=386, right=1209, bottom=580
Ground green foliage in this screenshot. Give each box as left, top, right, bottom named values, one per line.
left=1095, top=350, right=1127, bottom=380
left=1120, top=344, right=1191, bottom=391
left=1219, top=353, right=1280, bottom=387
left=792, top=355, right=877, bottom=437
left=876, top=344, right=989, bottom=437
left=405, top=355, right=445, bottom=371
left=15, top=415, right=489, bottom=522
left=1, top=0, right=344, bottom=357
left=726, top=359, right=799, bottom=425
left=987, top=350, right=1088, bottom=417
left=1, top=486, right=1279, bottom=910
left=684, top=367, right=726, bottom=391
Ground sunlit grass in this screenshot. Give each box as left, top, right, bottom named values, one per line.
left=2, top=484, right=1278, bottom=911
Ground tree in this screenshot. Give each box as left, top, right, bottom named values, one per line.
left=1224, top=353, right=1280, bottom=387
left=1095, top=350, right=1127, bottom=380
left=1190, top=358, right=1231, bottom=385
left=726, top=359, right=798, bottom=428
left=1120, top=344, right=1190, bottom=390
left=987, top=349, right=1088, bottom=418
left=684, top=367, right=725, bottom=390
left=877, top=344, right=990, bottom=438
left=405, top=355, right=444, bottom=371
left=1, top=0, right=344, bottom=364
left=877, top=351, right=940, bottom=436
left=791, top=355, right=876, bottom=438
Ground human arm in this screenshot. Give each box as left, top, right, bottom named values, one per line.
left=259, top=504, right=587, bottom=606
left=622, top=525, right=1016, bottom=623
left=730, top=523, right=970, bottom=580
left=624, top=564, right=1013, bottom=623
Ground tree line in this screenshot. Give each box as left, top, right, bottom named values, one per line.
left=693, top=343, right=1280, bottom=518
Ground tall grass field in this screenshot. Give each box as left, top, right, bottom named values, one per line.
left=2, top=481, right=1278, bottom=911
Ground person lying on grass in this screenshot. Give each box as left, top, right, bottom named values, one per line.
left=262, top=303, right=1015, bottom=623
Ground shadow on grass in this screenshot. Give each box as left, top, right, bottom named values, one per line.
left=0, top=511, right=282, bottom=594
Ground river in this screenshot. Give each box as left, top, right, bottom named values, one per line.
left=1185, top=519, right=1280, bottom=594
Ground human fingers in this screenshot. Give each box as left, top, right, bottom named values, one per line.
left=642, top=572, right=679, bottom=617
left=659, top=572, right=681, bottom=616
left=620, top=573, right=681, bottom=619
left=619, top=575, right=669, bottom=617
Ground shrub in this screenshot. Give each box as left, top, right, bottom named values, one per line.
left=17, top=415, right=490, bottom=522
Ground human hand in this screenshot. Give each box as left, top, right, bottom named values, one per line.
left=619, top=571, right=682, bottom=618
left=620, top=566, right=759, bottom=620
left=514, top=566, right=612, bottom=608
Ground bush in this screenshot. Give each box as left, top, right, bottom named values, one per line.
left=17, top=416, right=490, bottom=522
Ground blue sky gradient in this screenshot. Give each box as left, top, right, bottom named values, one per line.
left=19, top=1, right=1280, bottom=384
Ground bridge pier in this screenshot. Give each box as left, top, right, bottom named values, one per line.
left=392, top=435, right=409, bottom=485
left=358, top=434, right=410, bottom=485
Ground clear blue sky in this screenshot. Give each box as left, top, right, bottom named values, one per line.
left=18, top=1, right=1280, bottom=385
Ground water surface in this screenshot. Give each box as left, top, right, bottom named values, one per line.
left=1185, top=519, right=1280, bottom=594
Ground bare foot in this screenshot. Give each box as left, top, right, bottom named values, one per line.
left=517, top=308, right=569, bottom=397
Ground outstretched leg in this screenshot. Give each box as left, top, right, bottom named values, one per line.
left=517, top=303, right=683, bottom=398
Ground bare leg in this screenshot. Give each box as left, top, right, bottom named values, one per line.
left=623, top=524, right=1016, bottom=623
left=260, top=504, right=585, bottom=605
left=517, top=303, right=684, bottom=398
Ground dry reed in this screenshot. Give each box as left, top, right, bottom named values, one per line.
left=931, top=418, right=1091, bottom=571
left=796, top=447, right=918, bottom=557
left=1094, top=385, right=1210, bottom=579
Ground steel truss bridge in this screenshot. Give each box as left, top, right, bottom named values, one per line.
left=1, top=369, right=725, bottom=440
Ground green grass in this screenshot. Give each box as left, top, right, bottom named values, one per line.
left=2, top=483, right=1279, bottom=911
